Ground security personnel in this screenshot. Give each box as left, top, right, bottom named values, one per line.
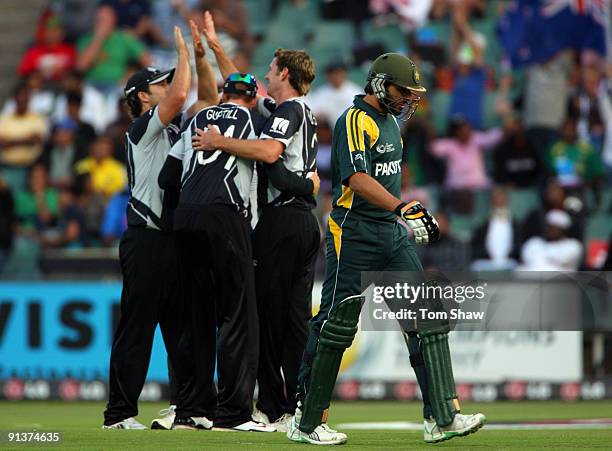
left=286, top=53, right=486, bottom=445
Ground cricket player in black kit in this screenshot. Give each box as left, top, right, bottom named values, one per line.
left=159, top=73, right=283, bottom=432
left=195, top=20, right=321, bottom=431
left=103, top=23, right=218, bottom=430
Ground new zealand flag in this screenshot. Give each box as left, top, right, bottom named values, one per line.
left=497, top=0, right=607, bottom=67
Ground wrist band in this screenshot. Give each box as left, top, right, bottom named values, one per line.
left=394, top=202, right=407, bottom=217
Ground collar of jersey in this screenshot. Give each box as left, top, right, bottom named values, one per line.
left=353, top=94, right=386, bottom=118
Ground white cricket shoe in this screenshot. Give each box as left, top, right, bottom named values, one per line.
left=286, top=414, right=347, bottom=445
left=172, top=416, right=213, bottom=430
left=103, top=417, right=147, bottom=430
left=252, top=407, right=271, bottom=425
left=424, top=413, right=486, bottom=443
left=272, top=413, right=293, bottom=433
left=151, top=405, right=176, bottom=430
left=231, top=420, right=276, bottom=432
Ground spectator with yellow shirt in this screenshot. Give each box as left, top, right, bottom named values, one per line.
left=74, top=136, right=126, bottom=198
left=0, top=84, right=48, bottom=191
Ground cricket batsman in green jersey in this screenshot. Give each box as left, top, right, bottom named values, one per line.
left=286, top=53, right=486, bottom=445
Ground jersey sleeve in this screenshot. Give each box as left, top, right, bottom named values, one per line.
left=166, top=112, right=184, bottom=145
left=260, top=100, right=302, bottom=148
left=256, top=97, right=276, bottom=118
left=337, top=108, right=379, bottom=186
left=127, top=105, right=165, bottom=148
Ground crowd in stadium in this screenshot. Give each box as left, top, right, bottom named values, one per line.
left=0, top=0, right=610, bottom=278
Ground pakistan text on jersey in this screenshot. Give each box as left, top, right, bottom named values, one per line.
left=374, top=159, right=402, bottom=176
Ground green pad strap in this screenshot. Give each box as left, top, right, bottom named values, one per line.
left=420, top=332, right=458, bottom=427
left=299, top=295, right=364, bottom=434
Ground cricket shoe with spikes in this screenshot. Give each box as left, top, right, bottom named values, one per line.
left=251, top=407, right=271, bottom=425
left=151, top=405, right=176, bottom=430
left=286, top=408, right=347, bottom=445
left=424, top=412, right=486, bottom=443
left=172, top=416, right=213, bottom=430
left=272, top=413, right=294, bottom=433
left=103, top=417, right=147, bottom=430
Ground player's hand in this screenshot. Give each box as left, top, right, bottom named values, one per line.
left=174, top=26, right=189, bottom=57
left=192, top=126, right=221, bottom=151
left=396, top=201, right=440, bottom=245
left=307, top=169, right=320, bottom=197
left=189, top=20, right=205, bottom=59
left=202, top=11, right=219, bottom=46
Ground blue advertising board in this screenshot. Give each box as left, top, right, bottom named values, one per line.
left=0, top=282, right=169, bottom=381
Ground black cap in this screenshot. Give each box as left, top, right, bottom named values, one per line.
left=124, top=67, right=175, bottom=98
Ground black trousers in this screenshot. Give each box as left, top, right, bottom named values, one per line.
left=174, top=204, right=259, bottom=427
left=253, top=207, right=321, bottom=421
left=104, top=227, right=193, bottom=425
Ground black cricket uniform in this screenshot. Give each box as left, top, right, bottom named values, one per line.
left=253, top=97, right=321, bottom=422
left=104, top=106, right=191, bottom=425
left=162, top=102, right=259, bottom=427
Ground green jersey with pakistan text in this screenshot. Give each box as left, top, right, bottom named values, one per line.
left=329, top=94, right=404, bottom=225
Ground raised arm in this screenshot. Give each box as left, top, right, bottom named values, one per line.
left=188, top=19, right=219, bottom=117
left=202, top=10, right=239, bottom=79
left=158, top=26, right=191, bottom=125
left=76, top=7, right=115, bottom=72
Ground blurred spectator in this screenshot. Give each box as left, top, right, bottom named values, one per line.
left=308, top=62, right=361, bottom=126
left=50, top=0, right=98, bottom=42
left=492, top=117, right=545, bottom=188
left=519, top=209, right=582, bottom=271
left=76, top=7, right=151, bottom=93
left=416, top=212, right=470, bottom=271
left=99, top=1, right=153, bottom=39
left=568, top=67, right=605, bottom=153
left=206, top=0, right=253, bottom=57
left=101, top=189, right=129, bottom=246
left=74, top=173, right=106, bottom=244
left=548, top=117, right=605, bottom=190
left=0, top=84, right=48, bottom=191
left=470, top=186, right=520, bottom=271
left=430, top=0, right=485, bottom=20
left=53, top=71, right=109, bottom=134
left=74, top=136, right=127, bottom=198
left=18, top=13, right=76, bottom=82
left=431, top=116, right=502, bottom=190
left=37, top=118, right=86, bottom=189
left=448, top=5, right=486, bottom=129
left=600, top=66, right=612, bottom=168
left=2, top=72, right=56, bottom=117
left=40, top=185, right=87, bottom=248
left=521, top=181, right=584, bottom=244
left=369, top=0, right=433, bottom=32
left=14, top=165, right=59, bottom=238
left=314, top=120, right=333, bottom=194
left=523, top=53, right=572, bottom=154
left=151, top=0, right=200, bottom=47
left=105, top=99, right=132, bottom=164
left=0, top=176, right=15, bottom=274
left=402, top=118, right=446, bottom=186
left=63, top=92, right=98, bottom=152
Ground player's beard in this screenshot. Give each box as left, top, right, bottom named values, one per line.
left=382, top=95, right=420, bottom=122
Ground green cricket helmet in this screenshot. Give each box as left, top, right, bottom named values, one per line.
left=366, top=53, right=425, bottom=121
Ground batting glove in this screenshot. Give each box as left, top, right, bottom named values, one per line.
left=395, top=201, right=440, bottom=245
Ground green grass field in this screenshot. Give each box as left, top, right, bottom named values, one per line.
left=2, top=401, right=612, bottom=450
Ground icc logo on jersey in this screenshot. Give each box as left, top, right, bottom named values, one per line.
left=376, top=143, right=395, bottom=153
